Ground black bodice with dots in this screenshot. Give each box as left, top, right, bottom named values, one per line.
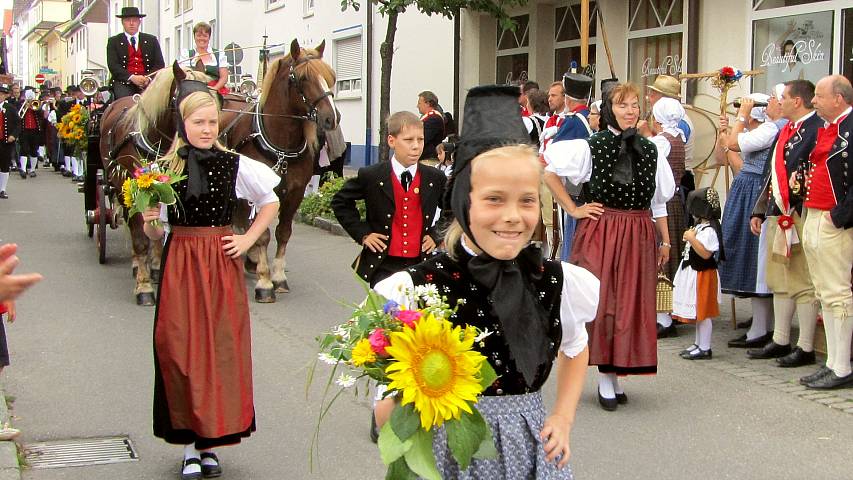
left=167, top=151, right=240, bottom=227
left=407, top=250, right=563, bottom=396
left=584, top=130, right=658, bottom=210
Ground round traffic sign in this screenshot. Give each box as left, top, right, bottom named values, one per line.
left=35, top=73, right=46, bottom=84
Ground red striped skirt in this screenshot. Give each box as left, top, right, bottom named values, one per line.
left=570, top=208, right=658, bottom=375
left=153, top=226, right=255, bottom=447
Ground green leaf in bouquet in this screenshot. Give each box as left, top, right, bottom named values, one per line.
left=403, top=428, right=440, bottom=480
left=135, top=189, right=151, bottom=214
left=389, top=403, right=420, bottom=442
left=153, top=183, right=177, bottom=205
left=472, top=421, right=498, bottom=460
left=479, top=361, right=498, bottom=391
left=385, top=457, right=418, bottom=480
left=357, top=313, right=374, bottom=332
left=378, top=421, right=414, bottom=465
left=445, top=408, right=489, bottom=470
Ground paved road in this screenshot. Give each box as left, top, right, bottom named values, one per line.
left=1, top=170, right=851, bottom=480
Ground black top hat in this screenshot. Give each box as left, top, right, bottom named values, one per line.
left=563, top=72, right=593, bottom=101
left=0, top=84, right=9, bottom=94
left=116, top=6, right=146, bottom=18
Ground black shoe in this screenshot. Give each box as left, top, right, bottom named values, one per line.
left=199, top=452, right=222, bottom=478
left=19, top=171, right=26, bottom=179
left=657, top=323, right=678, bottom=338
left=28, top=171, right=36, bottom=178
left=598, top=390, right=618, bottom=411
left=777, top=347, right=816, bottom=368
left=728, top=332, right=773, bottom=348
left=799, top=366, right=831, bottom=385
left=683, top=348, right=712, bottom=360
left=0, top=191, right=7, bottom=199
left=369, top=411, right=379, bottom=443
left=736, top=317, right=753, bottom=329
left=806, top=371, right=853, bottom=390
left=747, top=341, right=791, bottom=359
left=181, top=458, right=203, bottom=480
left=615, top=392, right=628, bottom=405
left=679, top=344, right=699, bottom=357
left=62, top=170, right=72, bottom=177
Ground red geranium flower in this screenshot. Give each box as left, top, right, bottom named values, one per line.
left=720, top=66, right=735, bottom=77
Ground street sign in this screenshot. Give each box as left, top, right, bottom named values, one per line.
left=35, top=73, right=46, bottom=84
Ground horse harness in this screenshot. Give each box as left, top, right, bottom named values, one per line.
left=106, top=106, right=171, bottom=170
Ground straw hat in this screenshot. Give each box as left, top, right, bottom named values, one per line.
left=646, top=75, right=682, bottom=99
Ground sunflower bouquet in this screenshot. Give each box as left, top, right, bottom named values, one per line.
left=57, top=104, right=89, bottom=154
left=313, top=287, right=498, bottom=479
left=121, top=161, right=185, bottom=226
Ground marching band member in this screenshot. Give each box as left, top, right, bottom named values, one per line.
left=17, top=89, right=42, bottom=179
left=106, top=7, right=165, bottom=99
left=0, top=85, right=20, bottom=199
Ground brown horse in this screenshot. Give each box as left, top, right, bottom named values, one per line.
left=219, top=39, right=338, bottom=302
left=98, top=66, right=210, bottom=305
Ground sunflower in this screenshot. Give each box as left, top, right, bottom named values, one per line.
left=122, top=179, right=133, bottom=208
left=385, top=314, right=487, bottom=430
left=71, top=114, right=82, bottom=124
left=351, top=338, right=377, bottom=367
left=137, top=173, right=155, bottom=189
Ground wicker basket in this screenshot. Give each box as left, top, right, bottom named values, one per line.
left=656, top=273, right=674, bottom=313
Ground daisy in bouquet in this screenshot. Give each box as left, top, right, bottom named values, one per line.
left=58, top=104, right=89, bottom=154
left=313, top=286, right=498, bottom=479
left=121, top=161, right=185, bottom=226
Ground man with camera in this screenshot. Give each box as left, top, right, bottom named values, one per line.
left=748, top=80, right=822, bottom=368
left=106, top=7, right=165, bottom=99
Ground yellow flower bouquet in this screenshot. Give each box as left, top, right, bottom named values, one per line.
left=121, top=160, right=186, bottom=226
left=313, top=288, right=498, bottom=479
left=58, top=104, right=89, bottom=154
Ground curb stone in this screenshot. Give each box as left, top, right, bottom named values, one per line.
left=0, top=384, right=20, bottom=480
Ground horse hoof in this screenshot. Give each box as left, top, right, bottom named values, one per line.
left=255, top=288, right=276, bottom=303
left=274, top=280, right=290, bottom=294
left=244, top=259, right=258, bottom=275
left=136, top=292, right=156, bottom=306
left=150, top=269, right=161, bottom=284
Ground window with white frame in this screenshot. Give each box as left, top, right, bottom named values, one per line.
left=334, top=34, right=362, bottom=96
left=209, top=19, right=217, bottom=49
left=164, top=37, right=171, bottom=64
left=267, top=0, right=284, bottom=11
left=626, top=0, right=686, bottom=110
left=554, top=1, right=598, bottom=86
left=496, top=14, right=530, bottom=85
left=184, top=21, right=193, bottom=51
left=175, top=26, right=182, bottom=60
left=304, top=0, right=315, bottom=16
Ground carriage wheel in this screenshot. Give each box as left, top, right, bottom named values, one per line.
left=95, top=171, right=107, bottom=264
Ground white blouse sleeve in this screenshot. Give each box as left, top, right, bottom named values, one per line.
left=543, top=139, right=593, bottom=185
left=650, top=140, right=676, bottom=218
left=695, top=225, right=719, bottom=253
left=559, top=262, right=599, bottom=358
left=373, top=272, right=417, bottom=309
left=737, top=122, right=779, bottom=154
left=217, top=51, right=231, bottom=69
left=235, top=155, right=280, bottom=206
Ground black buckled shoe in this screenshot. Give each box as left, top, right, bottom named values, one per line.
left=736, top=317, right=753, bottom=329
left=598, top=390, right=618, bottom=411
left=28, top=171, right=36, bottom=178
left=657, top=323, right=678, bottom=338
left=799, top=366, right=831, bottom=385
left=615, top=392, right=628, bottom=405
left=0, top=191, right=7, bottom=199
left=727, top=332, right=773, bottom=348
left=181, top=458, right=203, bottom=480
left=199, top=452, right=222, bottom=478
left=777, top=347, right=816, bottom=368
left=683, top=348, right=712, bottom=360
left=806, top=371, right=853, bottom=390
left=747, top=341, right=791, bottom=359
left=679, top=344, right=699, bottom=358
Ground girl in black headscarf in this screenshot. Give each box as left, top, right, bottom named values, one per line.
left=373, top=85, right=598, bottom=479
left=543, top=82, right=676, bottom=411
left=141, top=79, right=280, bottom=480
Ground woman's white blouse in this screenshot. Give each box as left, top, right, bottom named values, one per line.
left=737, top=121, right=779, bottom=154
left=543, top=132, right=676, bottom=218
left=236, top=155, right=280, bottom=206
left=374, top=262, right=600, bottom=359
left=181, top=50, right=230, bottom=69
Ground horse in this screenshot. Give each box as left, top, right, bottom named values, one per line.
left=219, top=39, right=338, bottom=302
left=98, top=66, right=211, bottom=305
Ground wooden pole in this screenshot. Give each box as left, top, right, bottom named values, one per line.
left=580, top=0, right=589, bottom=67
left=596, top=4, right=616, bottom=78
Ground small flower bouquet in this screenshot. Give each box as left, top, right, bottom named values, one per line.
left=121, top=161, right=185, bottom=226
left=312, top=286, right=498, bottom=479
left=58, top=104, right=89, bottom=154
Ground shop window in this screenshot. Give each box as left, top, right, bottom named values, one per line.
left=842, top=7, right=853, bottom=84
left=555, top=45, right=597, bottom=81
left=629, top=0, right=683, bottom=31
left=496, top=54, right=529, bottom=85
left=555, top=3, right=597, bottom=42
left=497, top=14, right=529, bottom=50
left=752, top=11, right=833, bottom=92
left=629, top=33, right=683, bottom=109
left=496, top=14, right=530, bottom=84
left=753, top=0, right=820, bottom=10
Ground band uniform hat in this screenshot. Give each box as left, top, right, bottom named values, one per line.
left=646, top=75, right=682, bottom=99
left=0, top=84, right=9, bottom=94
left=563, top=72, right=593, bottom=101
left=116, top=6, right=146, bottom=18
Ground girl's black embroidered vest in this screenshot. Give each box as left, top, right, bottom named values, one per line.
left=407, top=251, right=564, bottom=396
left=679, top=226, right=719, bottom=272
left=584, top=130, right=658, bottom=210
left=168, top=151, right=240, bottom=227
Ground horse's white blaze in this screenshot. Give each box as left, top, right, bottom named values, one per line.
left=318, top=77, right=337, bottom=129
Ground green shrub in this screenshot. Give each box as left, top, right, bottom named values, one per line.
left=299, top=173, right=365, bottom=223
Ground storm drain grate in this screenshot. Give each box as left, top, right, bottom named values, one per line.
left=25, top=436, right=139, bottom=469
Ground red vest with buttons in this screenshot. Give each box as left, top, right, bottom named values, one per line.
left=23, top=109, right=38, bottom=130
left=805, top=114, right=847, bottom=210
left=388, top=170, right=423, bottom=258
left=0, top=109, right=5, bottom=140
left=127, top=42, right=146, bottom=75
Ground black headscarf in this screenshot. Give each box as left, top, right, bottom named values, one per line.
left=598, top=84, right=646, bottom=185
left=172, top=77, right=218, bottom=200
left=447, top=85, right=552, bottom=385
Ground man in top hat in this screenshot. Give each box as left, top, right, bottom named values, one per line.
left=106, top=6, right=165, bottom=99
left=0, top=84, right=20, bottom=199
left=543, top=72, right=597, bottom=261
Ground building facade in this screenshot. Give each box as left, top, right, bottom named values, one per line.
left=14, top=0, right=72, bottom=86
left=61, top=0, right=110, bottom=88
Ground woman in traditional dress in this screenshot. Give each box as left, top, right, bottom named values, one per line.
left=544, top=82, right=675, bottom=411
left=717, top=94, right=779, bottom=349
left=374, top=85, right=598, bottom=478
left=182, top=22, right=230, bottom=95
left=141, top=78, right=279, bottom=480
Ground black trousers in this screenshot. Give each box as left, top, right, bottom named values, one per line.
left=0, top=142, right=13, bottom=173
left=19, top=130, right=40, bottom=157
left=112, top=82, right=142, bottom=99
left=370, top=255, right=422, bottom=288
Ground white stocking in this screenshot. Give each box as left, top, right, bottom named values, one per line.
left=63, top=156, right=71, bottom=172
left=183, top=444, right=201, bottom=475
left=70, top=157, right=79, bottom=177
left=611, top=374, right=623, bottom=395
left=18, top=157, right=26, bottom=171
left=833, top=312, right=853, bottom=377
left=37, top=146, right=45, bottom=157
left=657, top=312, right=672, bottom=327
left=771, top=296, right=796, bottom=346
left=75, top=158, right=83, bottom=177
left=822, top=310, right=837, bottom=374
left=598, top=372, right=615, bottom=399
left=795, top=301, right=819, bottom=352
left=697, top=318, right=713, bottom=351
left=747, top=297, right=773, bottom=340
left=28, top=157, right=36, bottom=172
left=0, top=173, right=8, bottom=192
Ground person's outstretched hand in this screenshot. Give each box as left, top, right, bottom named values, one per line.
left=0, top=244, right=43, bottom=303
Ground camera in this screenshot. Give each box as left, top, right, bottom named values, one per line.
left=733, top=99, right=768, bottom=109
